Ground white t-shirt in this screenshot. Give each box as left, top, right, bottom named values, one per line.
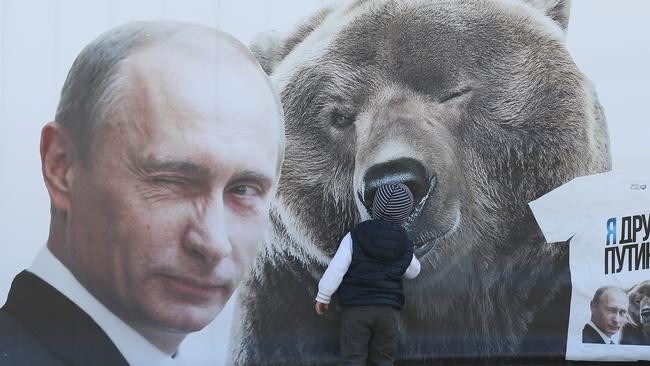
left=529, top=171, right=650, bottom=361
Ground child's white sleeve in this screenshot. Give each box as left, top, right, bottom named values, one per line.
left=402, top=254, right=421, bottom=279
left=315, top=233, right=353, bottom=304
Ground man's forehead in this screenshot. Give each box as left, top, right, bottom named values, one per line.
left=602, top=289, right=629, bottom=303
left=116, top=37, right=276, bottom=128
left=127, top=29, right=262, bottom=79
left=92, top=28, right=282, bottom=176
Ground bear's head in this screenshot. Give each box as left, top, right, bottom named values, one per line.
left=255, top=0, right=609, bottom=309
left=628, top=280, right=650, bottom=329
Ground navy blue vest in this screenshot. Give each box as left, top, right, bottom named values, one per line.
left=337, top=219, right=413, bottom=310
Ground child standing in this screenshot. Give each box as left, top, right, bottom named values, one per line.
left=315, top=183, right=421, bottom=366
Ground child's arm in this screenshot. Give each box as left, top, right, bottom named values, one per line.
left=402, top=254, right=421, bottom=279
left=314, top=233, right=353, bottom=313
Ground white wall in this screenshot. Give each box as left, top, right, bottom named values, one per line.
left=566, top=1, right=650, bottom=169
left=0, top=0, right=648, bottom=364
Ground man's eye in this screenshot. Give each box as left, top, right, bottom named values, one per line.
left=231, top=185, right=261, bottom=197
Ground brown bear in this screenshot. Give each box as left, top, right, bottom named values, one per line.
left=229, top=0, right=611, bottom=364
left=621, top=280, right=650, bottom=345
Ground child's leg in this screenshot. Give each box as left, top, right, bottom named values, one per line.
left=367, top=306, right=398, bottom=366
left=340, top=306, right=372, bottom=366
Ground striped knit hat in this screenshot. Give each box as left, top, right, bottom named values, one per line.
left=372, top=183, right=414, bottom=223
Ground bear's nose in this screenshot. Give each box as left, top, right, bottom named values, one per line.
left=360, top=158, right=431, bottom=211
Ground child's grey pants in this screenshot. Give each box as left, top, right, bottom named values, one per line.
left=339, top=305, right=399, bottom=366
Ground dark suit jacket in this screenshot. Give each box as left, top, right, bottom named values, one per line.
left=582, top=323, right=606, bottom=344
left=0, top=271, right=128, bottom=366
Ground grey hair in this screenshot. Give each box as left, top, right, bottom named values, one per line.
left=55, top=21, right=190, bottom=161
left=591, top=285, right=627, bottom=305
left=55, top=21, right=285, bottom=173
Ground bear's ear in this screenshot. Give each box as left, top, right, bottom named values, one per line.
left=520, top=0, right=571, bottom=32
left=249, top=7, right=334, bottom=75
left=250, top=31, right=285, bottom=75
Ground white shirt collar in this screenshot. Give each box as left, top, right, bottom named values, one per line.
left=28, top=246, right=179, bottom=366
left=588, top=320, right=620, bottom=344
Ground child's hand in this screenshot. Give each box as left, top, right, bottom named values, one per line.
left=314, top=301, right=329, bottom=315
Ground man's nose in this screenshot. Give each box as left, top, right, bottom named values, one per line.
left=183, top=196, right=232, bottom=264
left=613, top=314, right=623, bottom=325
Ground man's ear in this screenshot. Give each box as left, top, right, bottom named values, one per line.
left=41, top=122, right=75, bottom=212
left=589, top=300, right=597, bottom=312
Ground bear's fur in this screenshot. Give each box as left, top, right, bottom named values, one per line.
left=621, top=281, right=650, bottom=345
left=229, top=0, right=611, bottom=364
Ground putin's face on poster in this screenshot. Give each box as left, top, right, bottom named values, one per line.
left=1, top=21, right=283, bottom=363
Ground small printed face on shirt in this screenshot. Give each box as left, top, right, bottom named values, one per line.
left=62, top=35, right=281, bottom=334
left=591, top=288, right=629, bottom=337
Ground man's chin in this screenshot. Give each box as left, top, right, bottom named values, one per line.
left=157, top=307, right=222, bottom=333
left=140, top=299, right=226, bottom=334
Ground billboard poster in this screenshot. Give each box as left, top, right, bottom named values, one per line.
left=0, top=1, right=648, bottom=365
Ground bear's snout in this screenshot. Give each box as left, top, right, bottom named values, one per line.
left=360, top=158, right=433, bottom=212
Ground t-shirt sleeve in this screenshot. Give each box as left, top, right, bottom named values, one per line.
left=528, top=179, right=582, bottom=243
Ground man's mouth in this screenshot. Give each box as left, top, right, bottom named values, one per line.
left=159, top=274, right=223, bottom=299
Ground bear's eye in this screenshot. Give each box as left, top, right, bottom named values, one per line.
left=440, top=86, right=472, bottom=103
left=330, top=110, right=354, bottom=128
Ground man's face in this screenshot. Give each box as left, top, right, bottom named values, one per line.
left=65, top=39, right=280, bottom=334
left=591, top=289, right=629, bottom=337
